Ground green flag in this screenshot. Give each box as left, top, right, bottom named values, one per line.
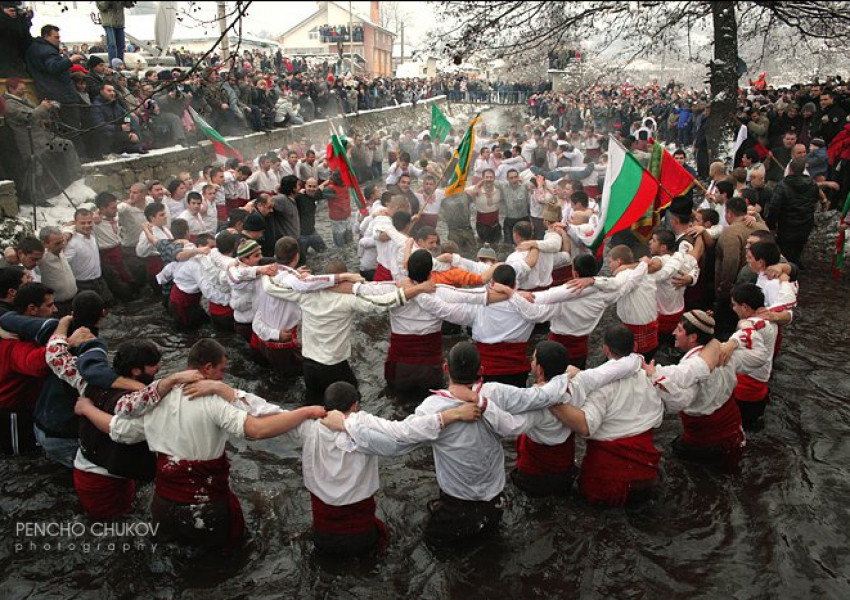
left=430, top=104, right=451, bottom=143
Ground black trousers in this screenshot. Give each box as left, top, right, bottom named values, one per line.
left=303, top=358, right=359, bottom=405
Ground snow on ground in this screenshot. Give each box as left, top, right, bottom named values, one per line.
left=32, top=178, right=97, bottom=229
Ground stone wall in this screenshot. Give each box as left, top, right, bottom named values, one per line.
left=82, top=96, right=449, bottom=194
left=0, top=180, right=18, bottom=219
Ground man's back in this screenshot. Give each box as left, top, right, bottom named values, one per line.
left=583, top=371, right=664, bottom=441
left=416, top=394, right=505, bottom=501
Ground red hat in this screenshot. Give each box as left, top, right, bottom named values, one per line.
left=70, top=64, right=89, bottom=75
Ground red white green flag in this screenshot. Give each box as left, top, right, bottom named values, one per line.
left=833, top=191, right=850, bottom=280
left=634, top=140, right=696, bottom=240
left=584, top=136, right=659, bottom=252
left=188, top=107, right=243, bottom=164
left=327, top=122, right=367, bottom=216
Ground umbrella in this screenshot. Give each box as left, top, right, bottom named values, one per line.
left=154, top=0, right=179, bottom=55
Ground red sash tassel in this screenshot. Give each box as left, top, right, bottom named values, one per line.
left=515, top=434, right=575, bottom=475
left=579, top=431, right=661, bottom=506
left=475, top=341, right=530, bottom=375
left=73, top=469, right=135, bottom=520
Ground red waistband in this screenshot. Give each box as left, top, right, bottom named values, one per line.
left=155, top=452, right=231, bottom=504
left=550, top=265, right=574, bottom=287
left=680, top=396, right=745, bottom=449
left=209, top=301, right=233, bottom=317
left=476, top=211, right=500, bottom=227
left=581, top=431, right=660, bottom=482
left=169, top=285, right=201, bottom=306
left=515, top=434, right=575, bottom=475
left=216, top=204, right=228, bottom=222
left=387, top=331, right=443, bottom=364
left=657, top=310, right=684, bottom=336
left=145, top=255, right=164, bottom=277
left=74, top=469, right=135, bottom=520
left=226, top=198, right=250, bottom=210
left=310, top=493, right=381, bottom=536
left=250, top=329, right=299, bottom=350
left=547, top=332, right=589, bottom=359
left=475, top=341, right=530, bottom=375
left=623, top=321, right=659, bottom=354
left=373, top=263, right=393, bottom=282
left=732, top=373, right=769, bottom=402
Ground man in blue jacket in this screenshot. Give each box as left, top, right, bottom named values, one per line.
left=91, top=83, right=144, bottom=158
left=24, top=24, right=85, bottom=144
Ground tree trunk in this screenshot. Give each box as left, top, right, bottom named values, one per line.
left=707, top=1, right=739, bottom=162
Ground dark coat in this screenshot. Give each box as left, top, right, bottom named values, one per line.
left=766, top=174, right=820, bottom=237
left=24, top=37, right=76, bottom=103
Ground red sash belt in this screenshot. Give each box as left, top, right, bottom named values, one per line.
left=310, top=493, right=385, bottom=537
left=209, top=301, right=233, bottom=317
left=476, top=211, right=500, bottom=227
left=73, top=469, right=135, bottom=520
left=550, top=265, right=574, bottom=287
left=680, top=397, right=745, bottom=452
left=475, top=341, right=530, bottom=376
left=226, top=197, right=250, bottom=211
left=145, top=256, right=164, bottom=278
left=154, top=453, right=244, bottom=547
left=216, top=204, right=228, bottom=222
left=732, top=373, right=768, bottom=402
left=657, top=310, right=684, bottom=336
left=579, top=430, right=661, bottom=506
left=387, top=331, right=443, bottom=365
left=584, top=185, right=600, bottom=198
left=623, top=321, right=659, bottom=354
left=169, top=285, right=202, bottom=324
left=417, top=214, right=439, bottom=229
left=515, top=434, right=575, bottom=475
left=99, top=247, right=132, bottom=282
left=250, top=328, right=299, bottom=351
left=373, top=263, right=393, bottom=282
left=547, top=332, right=589, bottom=360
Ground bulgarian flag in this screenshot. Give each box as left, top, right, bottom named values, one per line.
left=584, top=136, right=659, bottom=252
left=445, top=113, right=481, bottom=197
left=833, top=191, right=850, bottom=280
left=188, top=107, right=243, bottom=164
left=327, top=121, right=368, bottom=216
left=634, top=140, right=696, bottom=240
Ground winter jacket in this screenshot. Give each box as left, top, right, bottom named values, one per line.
left=24, top=37, right=77, bottom=103
left=806, top=147, right=829, bottom=178
left=765, top=174, right=820, bottom=236
left=96, top=1, right=127, bottom=28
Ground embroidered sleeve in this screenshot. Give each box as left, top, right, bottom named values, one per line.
left=45, top=335, right=85, bottom=394
left=114, top=381, right=162, bottom=418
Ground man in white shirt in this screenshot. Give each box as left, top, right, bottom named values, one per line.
left=414, top=174, right=445, bottom=231
left=260, top=257, right=432, bottom=403
left=94, top=191, right=134, bottom=301
left=118, top=183, right=149, bottom=290
left=644, top=310, right=744, bottom=471
left=246, top=154, right=281, bottom=196
left=75, top=338, right=325, bottom=552
left=385, top=152, right=423, bottom=186
left=177, top=192, right=213, bottom=239
left=64, top=207, right=113, bottom=306
left=134, top=202, right=174, bottom=295
left=37, top=226, right=77, bottom=316
left=551, top=325, right=665, bottom=506
left=646, top=228, right=694, bottom=343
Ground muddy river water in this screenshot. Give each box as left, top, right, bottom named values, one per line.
left=2, top=205, right=849, bottom=599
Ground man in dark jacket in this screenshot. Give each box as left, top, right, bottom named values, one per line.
left=24, top=24, right=85, bottom=138
left=0, top=1, right=33, bottom=78
left=765, top=157, right=820, bottom=266
left=91, top=83, right=143, bottom=157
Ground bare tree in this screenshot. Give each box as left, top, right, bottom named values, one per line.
left=432, top=0, right=850, bottom=156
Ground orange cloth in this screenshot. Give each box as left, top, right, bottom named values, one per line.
left=430, top=267, right=484, bottom=287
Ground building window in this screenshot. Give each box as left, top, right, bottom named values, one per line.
left=308, top=27, right=318, bottom=41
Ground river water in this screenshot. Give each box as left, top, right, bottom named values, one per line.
left=2, top=204, right=850, bottom=599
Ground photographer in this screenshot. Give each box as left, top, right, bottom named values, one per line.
left=3, top=78, right=80, bottom=202
left=0, top=1, right=33, bottom=78
left=91, top=83, right=144, bottom=157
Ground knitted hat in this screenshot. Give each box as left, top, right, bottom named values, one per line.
left=683, top=310, right=715, bottom=335
left=87, top=55, right=105, bottom=71
left=542, top=202, right=562, bottom=223
left=111, top=58, right=125, bottom=70
left=801, top=102, right=816, bottom=113
left=243, top=212, right=266, bottom=232
left=236, top=239, right=260, bottom=258
left=810, top=137, right=826, bottom=148
left=477, top=243, right=497, bottom=261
